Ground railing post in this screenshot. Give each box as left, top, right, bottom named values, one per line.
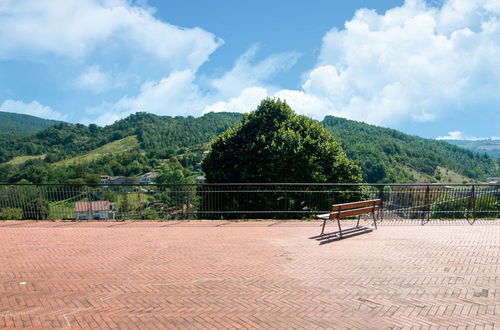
left=471, top=185, right=476, bottom=224
left=137, top=188, right=141, bottom=220
left=36, top=184, right=41, bottom=220
left=87, top=185, right=92, bottom=221
left=422, top=185, right=430, bottom=225
left=378, top=185, right=384, bottom=222
left=426, top=185, right=430, bottom=224
left=465, top=184, right=475, bottom=224
left=285, top=184, right=289, bottom=220
left=186, top=186, right=191, bottom=220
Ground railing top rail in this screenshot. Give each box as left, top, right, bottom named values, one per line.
left=0, top=182, right=498, bottom=187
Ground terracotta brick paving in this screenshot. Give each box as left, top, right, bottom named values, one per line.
left=0, top=220, right=499, bottom=329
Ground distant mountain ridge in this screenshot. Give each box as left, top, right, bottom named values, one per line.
left=0, top=111, right=497, bottom=184
left=0, top=111, right=62, bottom=136
left=443, top=139, right=500, bottom=158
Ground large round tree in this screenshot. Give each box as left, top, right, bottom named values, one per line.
left=202, top=98, right=362, bottom=184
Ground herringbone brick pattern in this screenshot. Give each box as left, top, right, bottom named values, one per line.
left=0, top=220, right=499, bottom=328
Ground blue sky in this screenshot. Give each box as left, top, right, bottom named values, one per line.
left=0, top=0, right=498, bottom=140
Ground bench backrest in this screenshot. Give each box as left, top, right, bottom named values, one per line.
left=329, top=199, right=381, bottom=219
left=331, top=199, right=381, bottom=211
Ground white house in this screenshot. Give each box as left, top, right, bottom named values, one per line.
left=75, top=201, right=116, bottom=220
left=139, top=172, right=157, bottom=184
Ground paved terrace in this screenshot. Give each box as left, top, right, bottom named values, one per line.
left=0, top=220, right=499, bottom=329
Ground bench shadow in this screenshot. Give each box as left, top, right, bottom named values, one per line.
left=309, top=226, right=373, bottom=245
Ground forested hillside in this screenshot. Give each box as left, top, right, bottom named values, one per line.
left=0, top=111, right=61, bottom=136
left=0, top=112, right=242, bottom=183
left=322, top=116, right=499, bottom=183
left=0, top=111, right=497, bottom=184
left=0, top=112, right=242, bottom=163
left=444, top=140, right=500, bottom=158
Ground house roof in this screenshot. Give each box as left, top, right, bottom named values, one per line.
left=75, top=201, right=114, bottom=212
left=109, top=176, right=127, bottom=181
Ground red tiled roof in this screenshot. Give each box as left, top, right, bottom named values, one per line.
left=75, top=201, right=114, bottom=212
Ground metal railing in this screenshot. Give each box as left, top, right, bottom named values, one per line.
left=0, top=183, right=498, bottom=222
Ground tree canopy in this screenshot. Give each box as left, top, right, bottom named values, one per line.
left=202, top=98, right=362, bottom=183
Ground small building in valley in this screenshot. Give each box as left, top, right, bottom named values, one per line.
left=100, top=175, right=110, bottom=184
left=108, top=176, right=128, bottom=185
left=487, top=177, right=500, bottom=184
left=75, top=201, right=116, bottom=220
left=140, top=172, right=157, bottom=184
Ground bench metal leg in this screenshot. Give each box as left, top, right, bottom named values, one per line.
left=337, top=217, right=342, bottom=237
left=321, top=219, right=327, bottom=235
left=356, top=215, right=361, bottom=228
left=372, top=211, right=378, bottom=229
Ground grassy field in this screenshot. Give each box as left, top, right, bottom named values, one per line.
left=435, top=166, right=473, bottom=184
left=399, top=165, right=474, bottom=184
left=5, top=154, right=46, bottom=166
left=55, top=136, right=140, bottom=167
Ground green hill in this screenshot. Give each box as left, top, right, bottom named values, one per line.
left=0, top=112, right=242, bottom=163
left=0, top=111, right=61, bottom=136
left=444, top=140, right=500, bottom=158
left=0, top=112, right=243, bottom=183
left=0, top=111, right=497, bottom=184
left=321, top=116, right=499, bottom=183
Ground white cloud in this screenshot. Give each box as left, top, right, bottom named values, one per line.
left=0, top=0, right=222, bottom=70
left=0, top=0, right=227, bottom=126
left=93, top=0, right=500, bottom=126
left=437, top=131, right=500, bottom=140
left=91, top=46, right=298, bottom=125
left=74, top=65, right=124, bottom=93
left=90, top=70, right=206, bottom=125
left=201, top=46, right=298, bottom=115
left=203, top=87, right=268, bottom=114
left=436, top=130, right=465, bottom=140
left=2, top=0, right=500, bottom=134
left=270, top=0, right=500, bottom=126
left=0, top=99, right=67, bottom=121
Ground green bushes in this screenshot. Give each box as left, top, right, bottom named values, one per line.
left=0, top=208, right=23, bottom=220
left=431, top=194, right=499, bottom=219
left=22, top=198, right=50, bottom=220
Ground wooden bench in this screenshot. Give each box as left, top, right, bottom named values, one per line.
left=316, top=199, right=381, bottom=237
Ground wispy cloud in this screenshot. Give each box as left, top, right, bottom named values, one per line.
left=74, top=65, right=125, bottom=94
left=209, top=45, right=299, bottom=97
left=0, top=99, right=67, bottom=121
left=90, top=46, right=299, bottom=125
